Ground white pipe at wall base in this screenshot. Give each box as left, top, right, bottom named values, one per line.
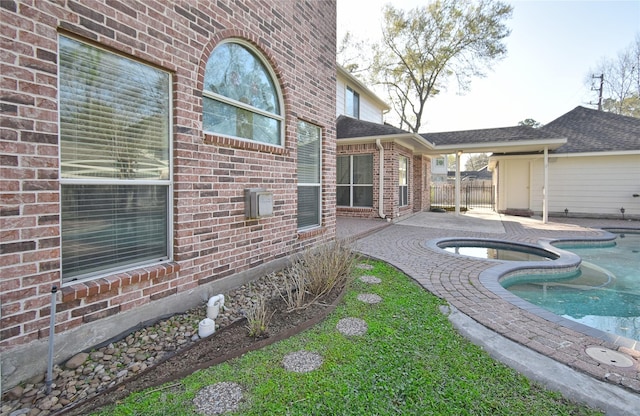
left=198, top=318, right=216, bottom=338
left=207, top=294, right=225, bottom=320
left=46, top=286, right=57, bottom=395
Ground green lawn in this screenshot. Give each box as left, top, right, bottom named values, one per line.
left=94, top=261, right=603, bottom=415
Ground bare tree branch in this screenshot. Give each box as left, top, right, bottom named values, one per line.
left=370, top=0, right=512, bottom=133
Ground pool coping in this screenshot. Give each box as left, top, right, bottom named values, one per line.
left=428, top=232, right=640, bottom=351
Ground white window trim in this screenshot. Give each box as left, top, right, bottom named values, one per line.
left=297, top=122, right=322, bottom=231
left=297, top=181, right=322, bottom=232
left=399, top=155, right=409, bottom=207
left=202, top=38, right=285, bottom=147
left=337, top=154, right=373, bottom=207
left=58, top=35, right=173, bottom=284
left=345, top=85, right=360, bottom=119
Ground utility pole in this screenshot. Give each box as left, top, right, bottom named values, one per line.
left=591, top=73, right=604, bottom=111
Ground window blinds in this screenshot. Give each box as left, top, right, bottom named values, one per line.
left=59, top=36, right=171, bottom=281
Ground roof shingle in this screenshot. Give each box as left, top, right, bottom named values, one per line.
left=540, top=106, right=640, bottom=153
left=337, top=115, right=410, bottom=139
left=421, top=125, right=558, bottom=146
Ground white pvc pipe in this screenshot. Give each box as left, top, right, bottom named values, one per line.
left=46, top=286, right=57, bottom=394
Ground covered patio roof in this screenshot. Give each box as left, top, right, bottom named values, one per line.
left=421, top=125, right=566, bottom=154
left=337, top=117, right=568, bottom=222
left=337, top=116, right=567, bottom=155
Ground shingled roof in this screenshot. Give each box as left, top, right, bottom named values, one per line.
left=421, top=125, right=558, bottom=146
left=337, top=115, right=410, bottom=139
left=540, top=106, right=640, bottom=153
left=337, top=106, right=639, bottom=155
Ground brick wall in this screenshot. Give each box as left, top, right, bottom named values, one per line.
left=413, top=155, right=431, bottom=212
left=1, top=0, right=336, bottom=386
left=336, top=142, right=429, bottom=219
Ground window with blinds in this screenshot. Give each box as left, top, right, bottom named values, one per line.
left=59, top=35, right=171, bottom=282
left=337, top=155, right=373, bottom=207
left=399, top=156, right=409, bottom=207
left=202, top=41, right=283, bottom=145
left=297, top=121, right=321, bottom=230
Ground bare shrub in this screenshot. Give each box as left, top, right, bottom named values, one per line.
left=298, top=238, right=358, bottom=305
left=272, top=238, right=358, bottom=312
left=271, top=269, right=306, bottom=312
left=245, top=295, right=273, bottom=338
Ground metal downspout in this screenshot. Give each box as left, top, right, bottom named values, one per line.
left=376, top=139, right=385, bottom=219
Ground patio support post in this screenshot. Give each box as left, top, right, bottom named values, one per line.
left=543, top=146, right=549, bottom=223
left=455, top=151, right=462, bottom=216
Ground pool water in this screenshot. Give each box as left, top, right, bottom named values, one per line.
left=442, top=243, right=556, bottom=262
left=506, top=233, right=640, bottom=341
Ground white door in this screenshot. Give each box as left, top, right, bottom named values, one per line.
left=505, top=160, right=530, bottom=209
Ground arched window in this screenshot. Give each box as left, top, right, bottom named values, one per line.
left=203, top=40, right=283, bottom=145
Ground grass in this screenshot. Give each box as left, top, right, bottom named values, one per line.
left=93, top=261, right=603, bottom=415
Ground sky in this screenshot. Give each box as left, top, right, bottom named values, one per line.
left=337, top=0, right=640, bottom=133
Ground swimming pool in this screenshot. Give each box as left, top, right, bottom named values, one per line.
left=440, top=240, right=557, bottom=262
left=505, top=233, right=640, bottom=341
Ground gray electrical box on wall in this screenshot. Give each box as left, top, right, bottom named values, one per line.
left=244, top=188, right=273, bottom=219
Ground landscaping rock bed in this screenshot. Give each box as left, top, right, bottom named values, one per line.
left=1, top=272, right=344, bottom=416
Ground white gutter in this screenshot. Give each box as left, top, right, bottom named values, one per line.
left=432, top=138, right=567, bottom=154
left=376, top=139, right=386, bottom=219
left=339, top=133, right=435, bottom=152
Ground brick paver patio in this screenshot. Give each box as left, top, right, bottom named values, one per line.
left=338, top=211, right=640, bottom=393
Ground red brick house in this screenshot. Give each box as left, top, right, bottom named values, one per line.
left=335, top=67, right=434, bottom=220
left=1, top=0, right=336, bottom=389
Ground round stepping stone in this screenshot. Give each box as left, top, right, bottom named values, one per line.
left=282, top=350, right=323, bottom=373
left=357, top=293, right=382, bottom=304
left=356, top=263, right=374, bottom=270
left=359, top=275, right=381, bottom=284
left=193, top=382, right=243, bottom=415
left=336, top=317, right=368, bottom=336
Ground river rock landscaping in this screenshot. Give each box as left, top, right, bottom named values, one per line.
left=1, top=270, right=342, bottom=416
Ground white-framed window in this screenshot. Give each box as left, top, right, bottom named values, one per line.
left=297, top=121, right=321, bottom=230
left=59, top=35, right=172, bottom=282
left=202, top=40, right=283, bottom=145
left=337, top=154, right=373, bottom=207
left=346, top=86, right=360, bottom=119
left=399, top=155, right=409, bottom=207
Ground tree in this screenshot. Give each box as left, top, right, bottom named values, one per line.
left=464, top=153, right=489, bottom=171
left=518, top=118, right=542, bottom=128
left=337, top=31, right=371, bottom=76
left=447, top=154, right=457, bottom=171
left=587, top=35, right=640, bottom=118
left=370, top=0, right=512, bottom=133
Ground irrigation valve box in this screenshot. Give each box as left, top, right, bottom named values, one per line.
left=244, top=188, right=273, bottom=219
